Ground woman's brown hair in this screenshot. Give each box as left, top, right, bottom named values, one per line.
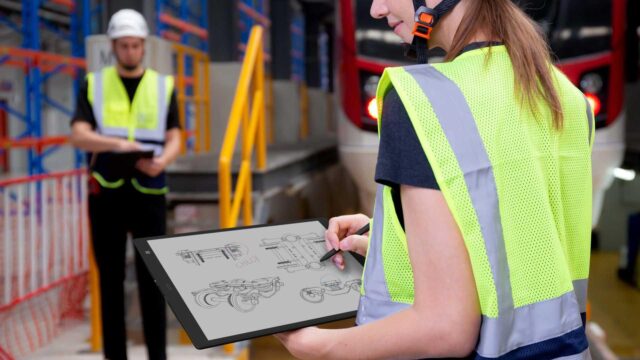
left=445, top=0, right=563, bottom=129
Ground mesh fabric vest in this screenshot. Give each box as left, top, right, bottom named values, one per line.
left=356, top=46, right=594, bottom=359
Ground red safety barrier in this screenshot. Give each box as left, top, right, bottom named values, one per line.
left=0, top=169, right=90, bottom=359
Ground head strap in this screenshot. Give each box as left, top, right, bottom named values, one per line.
left=407, top=0, right=461, bottom=63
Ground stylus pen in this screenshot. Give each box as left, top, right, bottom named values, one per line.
left=319, top=223, right=370, bottom=262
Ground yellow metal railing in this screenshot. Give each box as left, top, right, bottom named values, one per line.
left=174, top=43, right=212, bottom=154
left=173, top=43, right=213, bottom=347
left=89, top=244, right=101, bottom=351
left=219, top=26, right=267, bottom=229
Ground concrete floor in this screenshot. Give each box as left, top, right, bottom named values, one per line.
left=26, top=324, right=237, bottom=359
left=589, top=252, right=640, bottom=359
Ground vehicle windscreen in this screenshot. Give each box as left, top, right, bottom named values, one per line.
left=516, top=0, right=612, bottom=59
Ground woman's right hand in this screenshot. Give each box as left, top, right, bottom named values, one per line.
left=325, top=214, right=370, bottom=270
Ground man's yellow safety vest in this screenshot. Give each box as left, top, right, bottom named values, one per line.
left=87, top=66, right=174, bottom=195
left=357, top=46, right=594, bottom=359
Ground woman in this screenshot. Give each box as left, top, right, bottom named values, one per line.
left=276, top=0, right=594, bottom=359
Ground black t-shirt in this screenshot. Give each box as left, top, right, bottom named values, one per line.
left=71, top=72, right=181, bottom=131
left=375, top=87, right=439, bottom=230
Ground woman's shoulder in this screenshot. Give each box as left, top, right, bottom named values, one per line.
left=383, top=86, right=402, bottom=106
left=380, top=86, right=409, bottom=128
left=551, top=66, right=586, bottom=101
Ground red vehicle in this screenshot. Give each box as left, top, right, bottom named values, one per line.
left=336, top=0, right=627, bottom=227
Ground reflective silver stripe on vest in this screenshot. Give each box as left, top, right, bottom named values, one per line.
left=405, top=64, right=514, bottom=313
left=404, top=65, right=585, bottom=358
left=93, top=71, right=103, bottom=126
left=356, top=185, right=410, bottom=325
left=135, top=74, right=168, bottom=142
left=93, top=71, right=105, bottom=133
left=573, top=279, right=588, bottom=314
left=356, top=291, right=410, bottom=325
left=479, top=289, right=583, bottom=357
left=158, top=75, right=169, bottom=132
left=99, top=127, right=129, bottom=138
left=584, top=97, right=594, bottom=145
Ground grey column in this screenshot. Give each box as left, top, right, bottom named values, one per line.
left=271, top=0, right=293, bottom=80
left=300, top=1, right=333, bottom=88
left=209, top=0, right=239, bottom=62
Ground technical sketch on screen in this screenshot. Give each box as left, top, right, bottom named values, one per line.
left=300, top=276, right=361, bottom=304
left=145, top=220, right=364, bottom=343
left=176, top=243, right=248, bottom=265
left=192, top=277, right=284, bottom=313
left=260, top=232, right=327, bottom=272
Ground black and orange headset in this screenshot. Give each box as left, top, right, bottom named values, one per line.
left=406, top=0, right=462, bottom=63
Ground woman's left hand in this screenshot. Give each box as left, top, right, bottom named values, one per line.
left=274, top=326, right=329, bottom=360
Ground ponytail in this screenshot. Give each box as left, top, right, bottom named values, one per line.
left=446, top=0, right=563, bottom=129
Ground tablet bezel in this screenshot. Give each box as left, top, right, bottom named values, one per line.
left=133, top=218, right=363, bottom=349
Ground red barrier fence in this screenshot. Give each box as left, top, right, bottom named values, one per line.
left=0, top=169, right=89, bottom=359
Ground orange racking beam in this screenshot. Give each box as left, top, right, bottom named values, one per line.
left=0, top=46, right=86, bottom=69
left=159, top=13, right=208, bottom=39
left=161, top=30, right=182, bottom=42
left=0, top=136, right=69, bottom=149
left=49, top=0, right=75, bottom=9
left=238, top=3, right=271, bottom=27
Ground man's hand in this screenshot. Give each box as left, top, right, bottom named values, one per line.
left=70, top=122, right=144, bottom=153
left=115, top=139, right=143, bottom=152
left=136, top=157, right=167, bottom=177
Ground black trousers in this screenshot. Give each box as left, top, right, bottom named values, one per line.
left=89, top=182, right=167, bottom=360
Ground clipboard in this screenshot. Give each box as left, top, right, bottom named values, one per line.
left=91, top=150, right=154, bottom=178
left=134, top=219, right=365, bottom=349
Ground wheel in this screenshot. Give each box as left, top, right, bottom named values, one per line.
left=229, top=293, right=257, bottom=313
left=195, top=291, right=221, bottom=308
left=300, top=288, right=324, bottom=303
left=282, top=233, right=301, bottom=242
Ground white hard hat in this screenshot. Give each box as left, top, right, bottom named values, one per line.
left=107, top=9, right=149, bottom=39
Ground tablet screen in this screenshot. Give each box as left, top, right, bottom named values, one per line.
left=146, top=220, right=363, bottom=343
